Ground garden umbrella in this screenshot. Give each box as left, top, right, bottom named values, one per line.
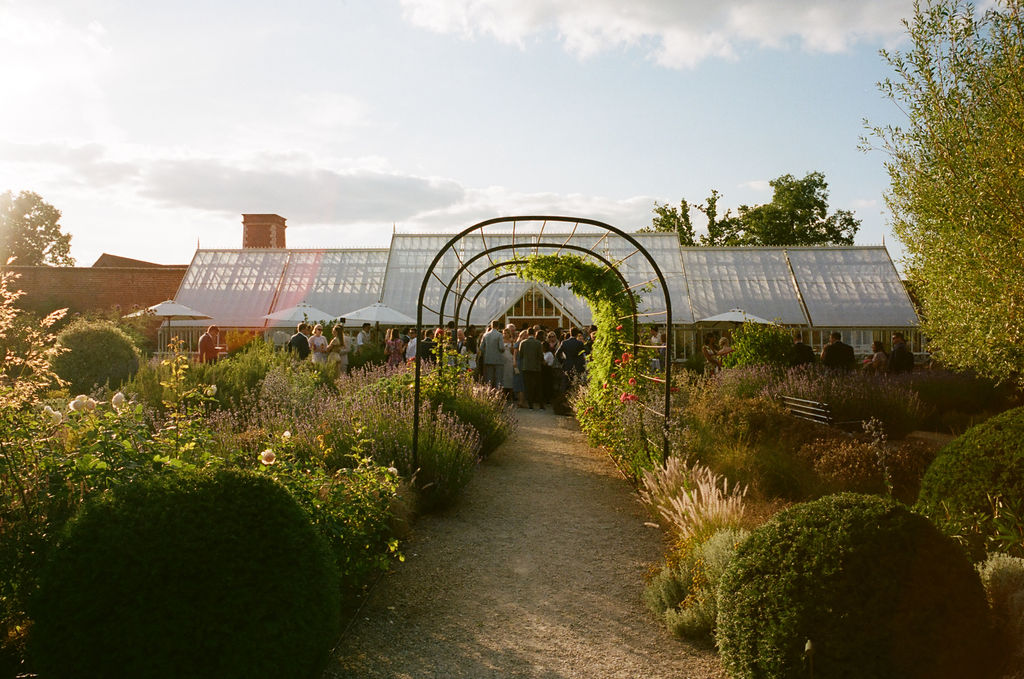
left=698, top=308, right=775, bottom=328
left=127, top=300, right=212, bottom=323
left=263, top=302, right=337, bottom=326
left=336, top=302, right=416, bottom=326
left=127, top=300, right=212, bottom=350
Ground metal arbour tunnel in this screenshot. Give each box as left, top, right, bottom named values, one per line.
left=411, top=216, right=674, bottom=468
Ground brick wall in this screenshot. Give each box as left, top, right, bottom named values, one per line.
left=8, top=266, right=188, bottom=317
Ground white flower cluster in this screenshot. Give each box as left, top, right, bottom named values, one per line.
left=111, top=391, right=126, bottom=412
left=42, top=404, right=62, bottom=425
left=67, top=394, right=97, bottom=413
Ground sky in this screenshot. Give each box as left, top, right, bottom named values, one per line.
left=1, top=0, right=925, bottom=267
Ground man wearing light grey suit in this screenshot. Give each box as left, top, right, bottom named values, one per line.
left=480, top=321, right=506, bottom=388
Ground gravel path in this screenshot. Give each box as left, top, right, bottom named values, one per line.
left=327, top=408, right=724, bottom=679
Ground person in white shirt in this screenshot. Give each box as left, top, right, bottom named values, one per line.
left=405, top=327, right=419, bottom=362
left=356, top=323, right=372, bottom=353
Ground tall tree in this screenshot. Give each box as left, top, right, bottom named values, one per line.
left=648, top=172, right=860, bottom=247
left=642, top=199, right=697, bottom=245
left=0, top=191, right=75, bottom=266
left=869, top=0, right=1024, bottom=383
left=734, top=172, right=859, bottom=246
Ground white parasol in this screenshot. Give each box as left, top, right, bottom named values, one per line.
left=336, top=302, right=416, bottom=326
left=263, top=302, right=338, bottom=326
left=698, top=308, right=776, bottom=327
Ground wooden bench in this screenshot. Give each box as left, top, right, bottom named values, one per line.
left=780, top=395, right=833, bottom=425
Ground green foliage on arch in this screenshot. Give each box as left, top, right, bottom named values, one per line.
left=511, top=254, right=637, bottom=390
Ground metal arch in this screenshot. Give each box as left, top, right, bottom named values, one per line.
left=414, top=216, right=674, bottom=469
left=438, top=242, right=637, bottom=331
left=449, top=247, right=637, bottom=331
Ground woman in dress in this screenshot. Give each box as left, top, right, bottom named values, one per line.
left=501, top=327, right=516, bottom=400
left=717, top=336, right=734, bottom=363
left=863, top=340, right=889, bottom=373
left=308, top=324, right=329, bottom=364
left=385, top=328, right=406, bottom=369
left=512, top=329, right=529, bottom=406
left=702, top=334, right=722, bottom=375
left=327, top=324, right=350, bottom=376
left=541, top=331, right=559, bottom=407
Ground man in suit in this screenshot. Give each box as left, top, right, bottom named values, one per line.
left=821, top=331, right=855, bottom=371
left=519, top=327, right=545, bottom=409
left=287, top=323, right=311, bottom=360
left=480, top=321, right=505, bottom=388
left=555, top=327, right=587, bottom=382
left=790, top=331, right=816, bottom=367
left=890, top=332, right=915, bottom=373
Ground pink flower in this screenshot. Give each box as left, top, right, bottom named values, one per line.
left=615, top=325, right=623, bottom=331
left=628, top=377, right=636, bottom=385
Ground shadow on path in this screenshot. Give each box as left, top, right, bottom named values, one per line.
left=327, top=409, right=723, bottom=679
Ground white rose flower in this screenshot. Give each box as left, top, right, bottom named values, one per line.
left=68, top=395, right=89, bottom=412
left=282, top=430, right=291, bottom=441
left=84, top=398, right=97, bottom=412
left=259, top=449, right=277, bottom=466
left=387, top=467, right=399, bottom=476
left=204, top=385, right=217, bottom=397
left=111, top=392, right=126, bottom=411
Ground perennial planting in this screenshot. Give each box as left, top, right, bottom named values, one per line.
left=0, top=280, right=514, bottom=677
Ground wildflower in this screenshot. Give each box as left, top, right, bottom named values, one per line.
left=615, top=325, right=623, bottom=331
left=111, top=392, right=126, bottom=411
left=204, top=385, right=217, bottom=397
left=610, top=373, right=617, bottom=379
left=628, top=377, right=636, bottom=386
left=387, top=466, right=399, bottom=476
left=68, top=394, right=89, bottom=412
left=84, top=398, right=97, bottom=411
left=259, top=449, right=277, bottom=466
left=602, top=382, right=609, bottom=390
left=282, top=430, right=291, bottom=441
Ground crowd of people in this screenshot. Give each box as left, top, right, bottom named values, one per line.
left=216, top=320, right=607, bottom=407
left=199, top=319, right=919, bottom=386
left=701, top=328, right=918, bottom=375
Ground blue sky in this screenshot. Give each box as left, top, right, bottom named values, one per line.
left=1, top=0, right=919, bottom=265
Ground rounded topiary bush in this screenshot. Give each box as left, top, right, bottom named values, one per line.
left=917, top=406, right=1024, bottom=559
left=51, top=319, right=140, bottom=394
left=716, top=493, right=994, bottom=679
left=30, top=470, right=341, bottom=679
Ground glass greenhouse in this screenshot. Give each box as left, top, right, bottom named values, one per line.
left=168, top=230, right=919, bottom=357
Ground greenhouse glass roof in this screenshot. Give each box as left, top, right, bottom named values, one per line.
left=171, top=236, right=916, bottom=330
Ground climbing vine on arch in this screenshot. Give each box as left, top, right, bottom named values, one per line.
left=511, top=255, right=662, bottom=474
left=511, top=255, right=636, bottom=389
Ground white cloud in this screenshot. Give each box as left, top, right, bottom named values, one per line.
left=404, top=186, right=655, bottom=233
left=851, top=198, right=879, bottom=209
left=140, top=158, right=465, bottom=224
left=738, top=179, right=770, bottom=192
left=399, top=0, right=913, bottom=68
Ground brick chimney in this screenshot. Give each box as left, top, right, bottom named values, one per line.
left=242, top=214, right=287, bottom=248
